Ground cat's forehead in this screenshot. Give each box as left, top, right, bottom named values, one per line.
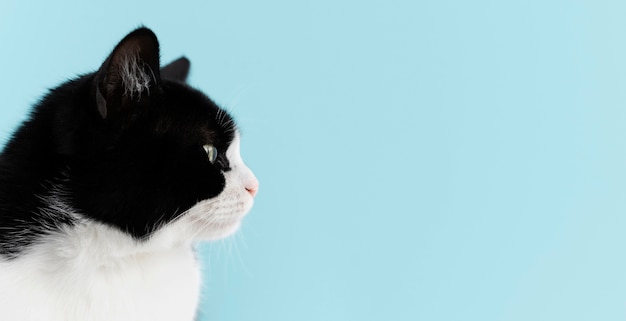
left=157, top=82, right=236, bottom=145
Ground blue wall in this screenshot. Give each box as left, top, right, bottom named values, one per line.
left=2, top=1, right=626, bottom=320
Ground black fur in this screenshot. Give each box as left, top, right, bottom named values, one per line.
left=0, top=28, right=236, bottom=258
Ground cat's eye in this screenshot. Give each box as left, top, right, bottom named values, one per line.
left=202, top=144, right=218, bottom=164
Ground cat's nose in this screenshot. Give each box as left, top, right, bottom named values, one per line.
left=245, top=176, right=259, bottom=198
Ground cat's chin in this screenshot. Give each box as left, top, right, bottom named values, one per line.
left=194, top=219, right=242, bottom=241
left=149, top=214, right=244, bottom=248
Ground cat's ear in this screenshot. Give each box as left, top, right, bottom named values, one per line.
left=94, top=27, right=161, bottom=119
left=161, top=57, right=190, bottom=83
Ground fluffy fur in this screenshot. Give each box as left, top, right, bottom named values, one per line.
left=0, top=28, right=258, bottom=321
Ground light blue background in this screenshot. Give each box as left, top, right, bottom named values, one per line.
left=1, top=1, right=626, bottom=320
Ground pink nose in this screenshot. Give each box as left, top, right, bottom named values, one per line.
left=245, top=178, right=259, bottom=197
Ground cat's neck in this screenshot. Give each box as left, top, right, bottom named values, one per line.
left=40, top=220, right=195, bottom=266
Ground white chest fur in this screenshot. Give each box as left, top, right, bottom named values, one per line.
left=0, top=222, right=202, bottom=321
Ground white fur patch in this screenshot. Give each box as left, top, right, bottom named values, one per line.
left=120, top=55, right=152, bottom=99
left=0, top=222, right=201, bottom=321
left=0, top=131, right=258, bottom=321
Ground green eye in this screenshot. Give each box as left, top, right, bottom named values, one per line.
left=202, top=144, right=218, bottom=164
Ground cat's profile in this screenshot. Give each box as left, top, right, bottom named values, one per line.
left=0, top=27, right=259, bottom=321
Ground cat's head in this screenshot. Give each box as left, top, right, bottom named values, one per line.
left=59, top=28, right=258, bottom=241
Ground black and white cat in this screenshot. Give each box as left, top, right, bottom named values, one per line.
left=0, top=27, right=258, bottom=320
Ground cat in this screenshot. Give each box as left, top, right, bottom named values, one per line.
left=0, top=27, right=258, bottom=321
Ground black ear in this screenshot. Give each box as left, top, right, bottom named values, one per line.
left=161, top=57, right=190, bottom=83
left=94, top=27, right=161, bottom=119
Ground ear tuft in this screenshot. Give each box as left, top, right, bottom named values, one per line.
left=119, top=53, right=154, bottom=99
